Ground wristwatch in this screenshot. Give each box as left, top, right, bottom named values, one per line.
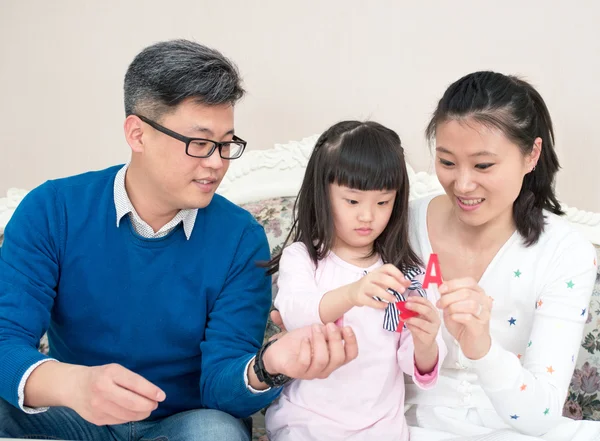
left=253, top=339, right=292, bottom=388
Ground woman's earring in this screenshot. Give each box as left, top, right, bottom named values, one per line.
left=531, top=165, right=536, bottom=172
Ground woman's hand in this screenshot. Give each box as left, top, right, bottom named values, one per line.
left=404, top=296, right=441, bottom=374
left=437, top=277, right=493, bottom=360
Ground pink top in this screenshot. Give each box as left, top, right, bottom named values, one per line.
left=266, top=242, right=447, bottom=441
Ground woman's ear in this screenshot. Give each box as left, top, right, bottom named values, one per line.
left=528, top=137, right=542, bottom=172
left=124, top=115, right=146, bottom=154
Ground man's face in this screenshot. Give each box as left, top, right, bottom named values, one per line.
left=138, top=99, right=235, bottom=210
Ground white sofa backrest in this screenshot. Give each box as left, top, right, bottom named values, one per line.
left=2, top=135, right=599, bottom=245
left=217, top=135, right=600, bottom=246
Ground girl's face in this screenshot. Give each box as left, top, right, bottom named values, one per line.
left=434, top=119, right=540, bottom=229
left=329, top=183, right=396, bottom=257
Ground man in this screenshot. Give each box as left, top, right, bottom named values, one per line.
left=0, top=40, right=357, bottom=441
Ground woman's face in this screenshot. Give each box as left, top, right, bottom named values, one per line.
left=434, top=119, right=540, bottom=229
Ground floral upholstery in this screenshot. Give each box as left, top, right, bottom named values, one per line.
left=241, top=197, right=296, bottom=343
left=564, top=252, right=600, bottom=421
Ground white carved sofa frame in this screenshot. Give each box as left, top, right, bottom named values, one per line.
left=217, top=135, right=600, bottom=246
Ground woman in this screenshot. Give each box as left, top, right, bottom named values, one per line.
left=404, top=71, right=599, bottom=441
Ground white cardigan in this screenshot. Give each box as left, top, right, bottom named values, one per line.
left=405, top=195, right=597, bottom=439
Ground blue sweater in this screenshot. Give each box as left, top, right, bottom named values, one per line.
left=0, top=166, right=280, bottom=419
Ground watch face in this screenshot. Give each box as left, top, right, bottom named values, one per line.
left=270, top=373, right=291, bottom=387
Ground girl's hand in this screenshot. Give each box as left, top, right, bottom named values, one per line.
left=346, top=264, right=410, bottom=309
left=437, top=277, right=494, bottom=360
left=404, top=297, right=441, bottom=374
left=404, top=296, right=441, bottom=348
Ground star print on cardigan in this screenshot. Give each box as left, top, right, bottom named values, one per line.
left=536, top=299, right=543, bottom=309
left=582, top=308, right=587, bottom=317
left=547, top=366, right=555, bottom=374
left=508, top=317, right=517, bottom=326
left=510, top=414, right=519, bottom=420
left=520, top=383, right=527, bottom=391
left=544, top=408, right=550, bottom=415
left=572, top=354, right=576, bottom=363
left=528, top=340, right=532, bottom=348
left=517, top=354, right=522, bottom=359
left=567, top=280, right=575, bottom=289
left=514, top=269, right=521, bottom=278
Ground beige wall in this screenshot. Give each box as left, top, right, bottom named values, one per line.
left=1, top=1, right=599, bottom=211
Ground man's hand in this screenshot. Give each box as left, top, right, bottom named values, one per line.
left=67, top=363, right=166, bottom=425
left=26, top=361, right=165, bottom=426
left=262, top=322, right=358, bottom=381
left=69, top=363, right=166, bottom=425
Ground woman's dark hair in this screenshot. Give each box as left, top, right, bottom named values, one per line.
left=266, top=120, right=421, bottom=275
left=425, top=71, right=563, bottom=246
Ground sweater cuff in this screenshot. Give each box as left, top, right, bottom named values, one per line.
left=0, top=346, right=50, bottom=409
left=218, top=353, right=281, bottom=416
left=469, top=339, right=521, bottom=392
left=243, top=356, right=271, bottom=394
left=413, top=355, right=440, bottom=390
left=19, top=358, right=57, bottom=413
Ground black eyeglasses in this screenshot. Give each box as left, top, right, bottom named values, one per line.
left=135, top=114, right=247, bottom=160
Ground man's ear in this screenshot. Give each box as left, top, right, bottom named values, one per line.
left=124, top=115, right=146, bottom=153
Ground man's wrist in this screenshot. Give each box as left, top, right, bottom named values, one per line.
left=247, top=357, right=270, bottom=391
left=262, top=341, right=278, bottom=375
left=24, top=361, right=79, bottom=409
left=254, top=339, right=291, bottom=388
left=56, top=363, right=87, bottom=408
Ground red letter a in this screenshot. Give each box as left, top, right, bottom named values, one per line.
left=423, top=253, right=443, bottom=289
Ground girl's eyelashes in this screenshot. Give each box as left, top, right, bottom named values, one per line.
left=475, top=163, right=495, bottom=170
left=345, top=199, right=359, bottom=205
left=377, top=200, right=391, bottom=206
left=438, top=158, right=454, bottom=167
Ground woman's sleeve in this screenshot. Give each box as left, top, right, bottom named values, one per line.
left=273, top=243, right=325, bottom=331
left=469, top=231, right=596, bottom=437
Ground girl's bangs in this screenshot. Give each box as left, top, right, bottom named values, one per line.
left=327, top=130, right=404, bottom=191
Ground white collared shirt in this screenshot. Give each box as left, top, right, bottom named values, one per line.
left=114, top=163, right=197, bottom=239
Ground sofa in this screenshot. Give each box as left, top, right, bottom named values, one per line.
left=1, top=135, right=600, bottom=440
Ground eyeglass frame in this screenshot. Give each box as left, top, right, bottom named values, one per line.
left=134, top=114, right=247, bottom=159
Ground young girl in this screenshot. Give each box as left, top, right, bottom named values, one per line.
left=265, top=121, right=447, bottom=441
